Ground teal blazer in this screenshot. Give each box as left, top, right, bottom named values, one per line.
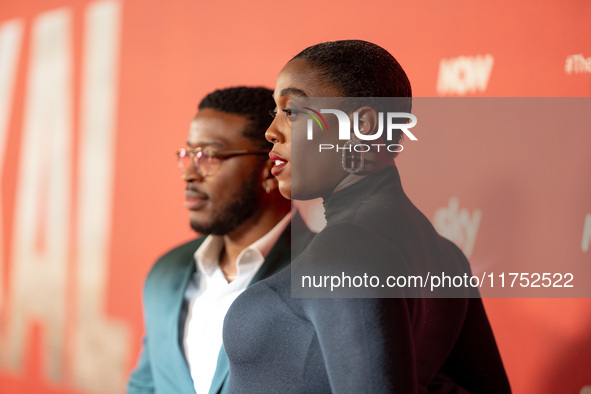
left=127, top=215, right=314, bottom=394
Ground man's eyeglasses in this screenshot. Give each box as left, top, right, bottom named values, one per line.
left=176, top=147, right=270, bottom=176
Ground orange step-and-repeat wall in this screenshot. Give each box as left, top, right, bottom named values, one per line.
left=1, top=1, right=590, bottom=393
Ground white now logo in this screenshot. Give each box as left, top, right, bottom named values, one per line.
left=437, top=54, right=494, bottom=96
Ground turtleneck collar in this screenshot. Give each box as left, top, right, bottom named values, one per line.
left=322, top=166, right=403, bottom=223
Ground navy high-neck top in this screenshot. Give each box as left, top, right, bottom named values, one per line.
left=223, top=166, right=510, bottom=393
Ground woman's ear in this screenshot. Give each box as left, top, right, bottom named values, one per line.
left=350, top=106, right=380, bottom=139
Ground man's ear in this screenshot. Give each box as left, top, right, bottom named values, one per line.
left=260, top=159, right=278, bottom=194
left=350, top=106, right=380, bottom=139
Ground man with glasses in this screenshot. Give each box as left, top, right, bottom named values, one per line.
left=127, top=87, right=313, bottom=394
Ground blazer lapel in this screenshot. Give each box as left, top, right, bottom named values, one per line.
left=168, top=240, right=202, bottom=392
left=208, top=345, right=230, bottom=394
left=143, top=237, right=204, bottom=393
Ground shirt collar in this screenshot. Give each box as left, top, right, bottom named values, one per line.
left=194, top=235, right=224, bottom=276
left=193, top=211, right=292, bottom=277
left=247, top=211, right=291, bottom=259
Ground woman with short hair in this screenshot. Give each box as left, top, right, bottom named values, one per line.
left=223, top=40, right=511, bottom=393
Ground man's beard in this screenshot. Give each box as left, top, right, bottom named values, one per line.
left=190, top=170, right=262, bottom=236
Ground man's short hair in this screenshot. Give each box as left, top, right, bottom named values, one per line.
left=198, top=86, right=275, bottom=149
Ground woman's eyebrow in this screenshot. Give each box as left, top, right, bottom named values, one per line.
left=280, top=87, right=307, bottom=97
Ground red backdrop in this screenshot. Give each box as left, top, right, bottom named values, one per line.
left=1, top=0, right=590, bottom=393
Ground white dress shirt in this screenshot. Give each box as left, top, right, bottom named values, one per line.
left=183, top=213, right=291, bottom=394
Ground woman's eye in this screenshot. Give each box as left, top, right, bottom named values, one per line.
left=282, top=108, right=301, bottom=120
left=269, top=109, right=278, bottom=118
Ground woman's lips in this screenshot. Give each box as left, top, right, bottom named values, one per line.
left=269, top=152, right=288, bottom=177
